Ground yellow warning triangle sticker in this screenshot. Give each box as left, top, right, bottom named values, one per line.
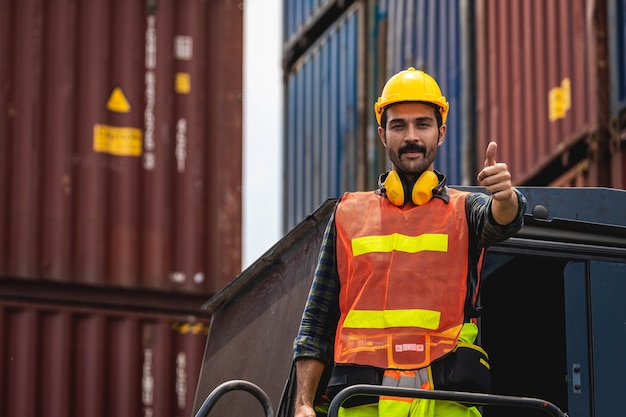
left=106, top=86, right=131, bottom=113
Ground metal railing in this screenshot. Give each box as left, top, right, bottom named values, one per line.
left=328, top=385, right=566, bottom=417
left=195, top=380, right=566, bottom=417
left=194, top=380, right=274, bottom=417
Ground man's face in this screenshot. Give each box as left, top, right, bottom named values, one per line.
left=378, top=102, right=446, bottom=180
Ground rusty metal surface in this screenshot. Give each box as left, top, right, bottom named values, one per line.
left=0, top=297, right=209, bottom=417
left=474, top=0, right=607, bottom=185
left=0, top=0, right=243, bottom=294
left=192, top=199, right=338, bottom=416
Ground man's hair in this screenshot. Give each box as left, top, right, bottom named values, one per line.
left=380, top=101, right=443, bottom=129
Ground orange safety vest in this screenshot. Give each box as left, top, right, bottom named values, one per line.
left=334, top=190, right=471, bottom=370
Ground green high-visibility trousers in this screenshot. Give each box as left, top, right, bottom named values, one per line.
left=338, top=399, right=481, bottom=417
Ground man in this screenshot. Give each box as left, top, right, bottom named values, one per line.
left=292, top=67, right=526, bottom=417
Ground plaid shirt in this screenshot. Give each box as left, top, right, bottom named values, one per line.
left=292, top=186, right=527, bottom=364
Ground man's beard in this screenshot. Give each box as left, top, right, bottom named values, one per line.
left=388, top=143, right=437, bottom=177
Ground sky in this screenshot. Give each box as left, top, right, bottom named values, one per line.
left=242, top=0, right=283, bottom=268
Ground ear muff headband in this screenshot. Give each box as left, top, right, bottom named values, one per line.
left=383, top=170, right=438, bottom=206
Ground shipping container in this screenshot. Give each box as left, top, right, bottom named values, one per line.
left=608, top=0, right=626, bottom=122
left=0, top=294, right=210, bottom=417
left=283, top=3, right=366, bottom=230
left=474, top=0, right=611, bottom=186
left=378, top=0, right=475, bottom=186
left=282, top=0, right=338, bottom=39
left=549, top=160, right=592, bottom=187
left=283, top=0, right=476, bottom=231
left=547, top=150, right=626, bottom=189
left=610, top=129, right=626, bottom=188
left=281, top=0, right=626, bottom=234
left=608, top=0, right=626, bottom=190
left=0, top=0, right=243, bottom=294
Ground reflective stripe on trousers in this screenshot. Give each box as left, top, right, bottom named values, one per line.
left=338, top=399, right=482, bottom=417
left=382, top=369, right=432, bottom=394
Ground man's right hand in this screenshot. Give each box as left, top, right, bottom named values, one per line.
left=294, top=359, right=326, bottom=417
left=294, top=404, right=317, bottom=417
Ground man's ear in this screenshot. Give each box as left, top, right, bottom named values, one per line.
left=378, top=126, right=387, bottom=147
left=437, top=124, right=446, bottom=146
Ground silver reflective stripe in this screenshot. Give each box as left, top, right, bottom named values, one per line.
left=417, top=368, right=429, bottom=388
left=382, top=368, right=430, bottom=389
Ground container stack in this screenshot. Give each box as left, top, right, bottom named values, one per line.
left=0, top=0, right=243, bottom=415
left=282, top=0, right=626, bottom=231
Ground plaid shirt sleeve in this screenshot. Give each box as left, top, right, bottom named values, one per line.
left=292, top=210, right=341, bottom=364
left=466, top=188, right=527, bottom=249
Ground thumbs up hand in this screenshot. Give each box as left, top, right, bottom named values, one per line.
left=477, top=141, right=513, bottom=201
left=484, top=141, right=498, bottom=168
left=477, top=141, right=519, bottom=224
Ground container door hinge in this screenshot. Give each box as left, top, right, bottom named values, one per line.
left=571, top=363, right=582, bottom=394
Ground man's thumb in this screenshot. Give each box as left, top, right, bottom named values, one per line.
left=484, top=141, right=497, bottom=167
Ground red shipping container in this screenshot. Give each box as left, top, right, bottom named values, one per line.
left=0, top=298, right=209, bottom=417
left=0, top=0, right=243, bottom=294
left=475, top=0, right=611, bottom=185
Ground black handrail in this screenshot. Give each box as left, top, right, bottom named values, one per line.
left=328, top=385, right=565, bottom=417
left=195, top=380, right=275, bottom=417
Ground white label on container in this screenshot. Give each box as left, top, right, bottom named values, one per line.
left=142, top=348, right=154, bottom=408
left=176, top=352, right=187, bottom=409
left=170, top=271, right=186, bottom=283
left=144, top=15, right=157, bottom=170
left=174, top=35, right=193, bottom=60
left=175, top=118, right=187, bottom=173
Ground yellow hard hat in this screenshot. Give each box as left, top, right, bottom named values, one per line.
left=374, top=67, right=449, bottom=126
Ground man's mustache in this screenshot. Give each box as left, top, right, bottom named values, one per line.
left=399, top=143, right=426, bottom=156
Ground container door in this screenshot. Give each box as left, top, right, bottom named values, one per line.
left=565, top=261, right=626, bottom=417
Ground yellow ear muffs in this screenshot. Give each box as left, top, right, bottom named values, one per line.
left=383, top=170, right=438, bottom=206
left=383, top=170, right=406, bottom=206
left=411, top=170, right=438, bottom=205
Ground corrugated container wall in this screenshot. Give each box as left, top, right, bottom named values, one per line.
left=0, top=299, right=209, bottom=417
left=282, top=0, right=626, bottom=232
left=608, top=0, right=626, bottom=189
left=283, top=0, right=476, bottom=232
left=0, top=0, right=243, bottom=294
left=379, top=0, right=473, bottom=186
left=284, top=3, right=366, bottom=230
left=284, top=0, right=336, bottom=43
left=609, top=0, right=626, bottom=120
left=474, top=0, right=611, bottom=186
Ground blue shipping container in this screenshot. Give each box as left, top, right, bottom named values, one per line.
left=284, top=0, right=336, bottom=45
left=284, top=5, right=363, bottom=230
left=378, top=0, right=472, bottom=185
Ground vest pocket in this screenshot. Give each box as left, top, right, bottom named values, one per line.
left=430, top=342, right=492, bottom=393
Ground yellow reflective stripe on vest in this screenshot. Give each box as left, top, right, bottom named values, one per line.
left=343, top=309, right=441, bottom=330
left=351, top=233, right=448, bottom=256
